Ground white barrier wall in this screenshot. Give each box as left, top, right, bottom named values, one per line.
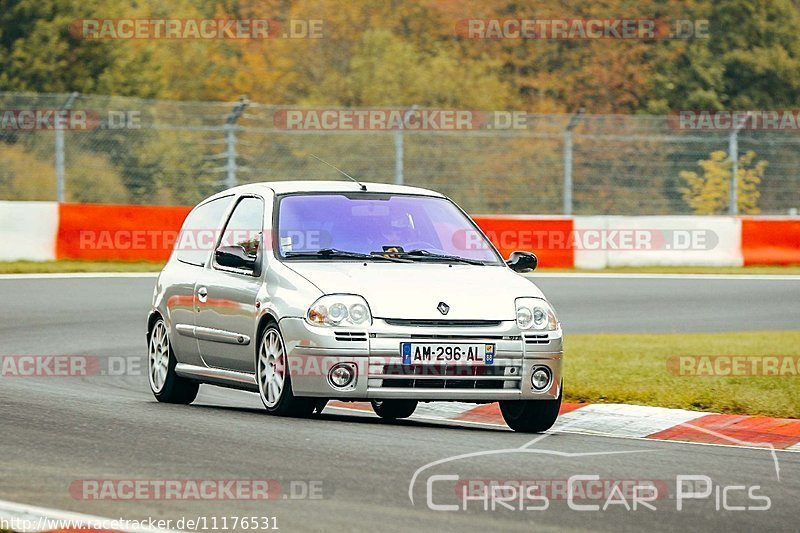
left=574, top=216, right=743, bottom=268
left=0, top=201, right=58, bottom=261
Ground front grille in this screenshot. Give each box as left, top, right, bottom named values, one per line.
left=334, top=331, right=367, bottom=342
left=382, top=364, right=508, bottom=377
left=380, top=378, right=507, bottom=389
left=383, top=318, right=503, bottom=328
left=371, top=333, right=508, bottom=340
left=374, top=364, right=520, bottom=390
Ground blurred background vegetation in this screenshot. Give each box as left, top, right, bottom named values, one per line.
left=1, top=0, right=799, bottom=213
left=4, top=0, right=800, bottom=112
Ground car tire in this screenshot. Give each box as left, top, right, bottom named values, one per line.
left=499, top=384, right=562, bottom=433
left=370, top=400, right=418, bottom=420
left=148, top=317, right=199, bottom=404
left=257, top=324, right=315, bottom=417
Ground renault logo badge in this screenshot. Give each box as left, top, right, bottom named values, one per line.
left=437, top=302, right=450, bottom=315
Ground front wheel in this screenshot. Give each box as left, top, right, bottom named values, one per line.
left=371, top=399, right=418, bottom=420
left=499, top=386, right=562, bottom=433
left=148, top=318, right=199, bottom=404
left=257, top=324, right=315, bottom=417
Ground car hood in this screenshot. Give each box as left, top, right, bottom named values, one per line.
left=283, top=262, right=544, bottom=320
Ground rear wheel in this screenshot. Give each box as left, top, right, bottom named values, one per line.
left=499, top=385, right=562, bottom=433
left=371, top=399, right=418, bottom=420
left=148, top=318, right=199, bottom=404
left=257, top=324, right=315, bottom=417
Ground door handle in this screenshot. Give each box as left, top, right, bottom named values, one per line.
left=197, top=286, right=208, bottom=303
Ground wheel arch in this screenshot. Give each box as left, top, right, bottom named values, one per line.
left=146, top=310, right=163, bottom=341
left=254, top=311, right=281, bottom=368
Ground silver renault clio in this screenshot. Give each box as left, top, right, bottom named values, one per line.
left=147, top=180, right=563, bottom=432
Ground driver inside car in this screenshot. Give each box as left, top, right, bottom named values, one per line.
left=377, top=211, right=416, bottom=254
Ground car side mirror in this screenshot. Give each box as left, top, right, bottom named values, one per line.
left=215, top=245, right=259, bottom=274
left=506, top=251, right=537, bottom=273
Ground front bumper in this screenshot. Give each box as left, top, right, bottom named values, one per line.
left=279, top=317, right=562, bottom=401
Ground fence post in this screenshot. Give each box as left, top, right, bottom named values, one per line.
left=55, top=91, right=79, bottom=202
left=394, top=128, right=403, bottom=186
left=728, top=112, right=750, bottom=216
left=394, top=105, right=418, bottom=185
left=728, top=129, right=738, bottom=215
left=563, top=108, right=584, bottom=215
left=225, top=97, right=249, bottom=189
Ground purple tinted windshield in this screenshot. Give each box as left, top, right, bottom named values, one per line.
left=277, top=193, right=500, bottom=262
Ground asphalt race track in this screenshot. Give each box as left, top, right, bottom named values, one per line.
left=1, top=274, right=799, bottom=532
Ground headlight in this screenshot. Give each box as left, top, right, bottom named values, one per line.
left=515, top=298, right=558, bottom=331
left=307, top=295, right=372, bottom=327
left=516, top=307, right=533, bottom=329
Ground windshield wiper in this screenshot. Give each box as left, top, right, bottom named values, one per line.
left=400, top=249, right=486, bottom=266
left=284, top=248, right=411, bottom=263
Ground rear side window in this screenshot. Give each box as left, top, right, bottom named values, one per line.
left=174, top=196, right=233, bottom=266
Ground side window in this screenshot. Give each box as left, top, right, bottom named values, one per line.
left=174, top=196, right=233, bottom=266
left=216, top=197, right=265, bottom=262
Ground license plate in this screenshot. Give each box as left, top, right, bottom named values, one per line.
left=401, top=343, right=495, bottom=365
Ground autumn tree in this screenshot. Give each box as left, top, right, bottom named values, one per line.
left=679, top=150, right=766, bottom=215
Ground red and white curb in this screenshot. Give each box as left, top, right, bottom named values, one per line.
left=328, top=401, right=800, bottom=452
left=0, top=499, right=179, bottom=533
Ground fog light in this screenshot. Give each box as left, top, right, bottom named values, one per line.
left=531, top=367, right=551, bottom=390
left=329, top=363, right=355, bottom=388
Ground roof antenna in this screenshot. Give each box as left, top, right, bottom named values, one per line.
left=310, top=154, right=367, bottom=191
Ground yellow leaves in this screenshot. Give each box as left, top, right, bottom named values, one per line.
left=0, top=143, right=56, bottom=201
left=334, top=30, right=508, bottom=108
left=736, top=151, right=767, bottom=214
left=680, top=150, right=766, bottom=215
left=0, top=143, right=128, bottom=202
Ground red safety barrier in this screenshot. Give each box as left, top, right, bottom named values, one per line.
left=56, top=203, right=191, bottom=262
left=472, top=216, right=574, bottom=268
left=52, top=204, right=576, bottom=266
left=741, top=218, right=800, bottom=266
left=44, top=202, right=800, bottom=267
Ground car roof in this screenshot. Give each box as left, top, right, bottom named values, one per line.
left=206, top=180, right=445, bottom=200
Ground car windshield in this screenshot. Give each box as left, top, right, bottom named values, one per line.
left=276, top=193, right=501, bottom=264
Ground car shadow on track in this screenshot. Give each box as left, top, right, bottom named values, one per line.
left=174, top=402, right=511, bottom=433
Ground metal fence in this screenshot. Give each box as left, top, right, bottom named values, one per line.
left=1, top=92, right=799, bottom=215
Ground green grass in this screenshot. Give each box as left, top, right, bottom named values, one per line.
left=564, top=330, right=800, bottom=418
left=0, top=260, right=165, bottom=273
